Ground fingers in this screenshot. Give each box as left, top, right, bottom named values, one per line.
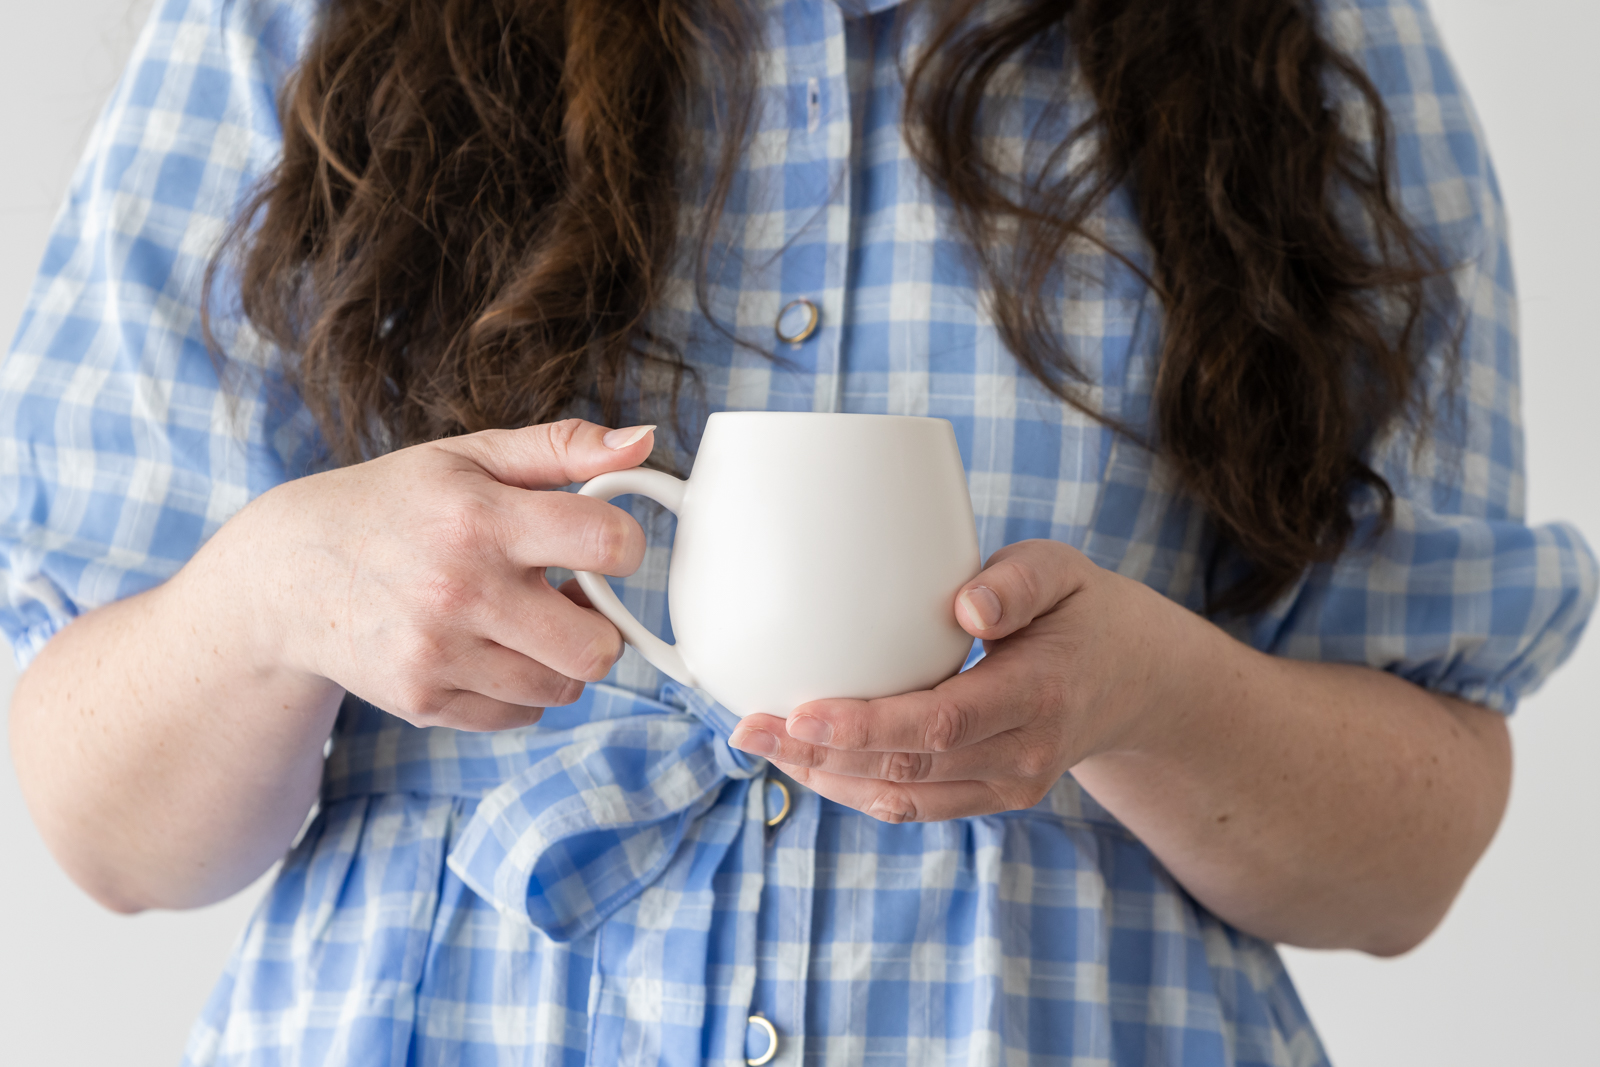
left=394, top=653, right=556, bottom=732
left=444, top=639, right=588, bottom=709
left=404, top=689, right=548, bottom=734
left=487, top=489, right=648, bottom=576
left=555, top=576, right=596, bottom=610
left=953, top=539, right=1090, bottom=640
left=386, top=584, right=610, bottom=732
left=732, top=712, right=1038, bottom=786
left=389, top=626, right=588, bottom=732
left=479, top=574, right=624, bottom=683
left=777, top=658, right=1034, bottom=755
left=769, top=761, right=1010, bottom=824
left=444, top=420, right=656, bottom=491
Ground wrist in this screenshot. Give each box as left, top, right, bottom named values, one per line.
left=177, top=486, right=334, bottom=693
left=1087, top=573, right=1251, bottom=761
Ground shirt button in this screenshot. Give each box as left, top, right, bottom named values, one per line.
left=764, top=778, right=792, bottom=829
left=746, top=1014, right=779, bottom=1066
left=775, top=298, right=820, bottom=344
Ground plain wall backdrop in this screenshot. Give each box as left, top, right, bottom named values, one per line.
left=1, top=1, right=1595, bottom=1063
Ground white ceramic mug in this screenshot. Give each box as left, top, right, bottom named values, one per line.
left=574, top=412, right=981, bottom=717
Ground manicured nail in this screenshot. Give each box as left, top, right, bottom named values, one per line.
left=729, top=726, right=778, bottom=757
left=603, top=424, right=655, bottom=450
left=786, top=716, right=832, bottom=745
left=958, top=586, right=1002, bottom=630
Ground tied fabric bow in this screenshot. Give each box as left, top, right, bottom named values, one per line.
left=445, top=681, right=771, bottom=1065
left=446, top=680, right=764, bottom=940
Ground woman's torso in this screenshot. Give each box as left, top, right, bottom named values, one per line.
left=1, top=0, right=1554, bottom=1062
left=185, top=3, right=1330, bottom=1064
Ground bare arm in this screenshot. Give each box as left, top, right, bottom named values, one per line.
left=10, top=553, right=340, bottom=913
left=1069, top=588, right=1510, bottom=956
left=731, top=539, right=1511, bottom=955
left=9, top=420, right=655, bottom=913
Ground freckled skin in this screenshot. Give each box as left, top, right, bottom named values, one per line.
left=10, top=420, right=656, bottom=914
left=732, top=538, right=1512, bottom=955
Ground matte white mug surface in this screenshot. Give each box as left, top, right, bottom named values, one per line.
left=574, top=412, right=982, bottom=717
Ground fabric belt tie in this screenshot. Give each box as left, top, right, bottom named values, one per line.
left=445, top=681, right=763, bottom=942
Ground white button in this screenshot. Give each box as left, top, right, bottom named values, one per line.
left=764, top=779, right=792, bottom=829
left=747, top=1015, right=778, bottom=1066
left=775, top=298, right=820, bottom=344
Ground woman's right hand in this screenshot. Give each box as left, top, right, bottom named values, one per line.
left=197, top=418, right=656, bottom=732
left=13, top=417, right=656, bottom=911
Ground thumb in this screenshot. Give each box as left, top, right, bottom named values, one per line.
left=953, top=539, right=1086, bottom=639
left=445, top=420, right=656, bottom=490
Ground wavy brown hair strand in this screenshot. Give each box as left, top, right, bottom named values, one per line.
left=209, top=0, right=758, bottom=463
left=214, top=0, right=1453, bottom=614
left=905, top=0, right=1449, bottom=611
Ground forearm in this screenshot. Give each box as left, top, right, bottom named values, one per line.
left=1072, top=591, right=1512, bottom=955
left=9, top=422, right=656, bottom=915
left=746, top=539, right=1517, bottom=955
left=9, top=512, right=343, bottom=913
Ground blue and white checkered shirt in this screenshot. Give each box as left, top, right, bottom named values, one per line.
left=3, top=0, right=1593, bottom=1064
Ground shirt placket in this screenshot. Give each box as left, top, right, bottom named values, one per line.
left=743, top=4, right=852, bottom=1054
left=759, top=0, right=852, bottom=416
left=747, top=770, right=821, bottom=1066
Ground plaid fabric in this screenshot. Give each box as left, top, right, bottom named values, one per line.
left=3, top=0, right=1593, bottom=1064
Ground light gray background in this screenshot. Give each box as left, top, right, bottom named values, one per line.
left=1, top=1, right=1595, bottom=1063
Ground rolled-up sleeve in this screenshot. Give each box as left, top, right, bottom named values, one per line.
left=1239, top=0, right=1598, bottom=712
left=0, top=0, right=320, bottom=668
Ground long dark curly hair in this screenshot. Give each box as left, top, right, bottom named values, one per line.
left=209, top=0, right=1450, bottom=613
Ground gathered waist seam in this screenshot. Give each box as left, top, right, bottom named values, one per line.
left=317, top=773, right=1141, bottom=841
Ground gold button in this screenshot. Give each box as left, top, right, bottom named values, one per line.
left=764, top=779, right=792, bottom=828
left=747, top=1014, right=779, bottom=1066
left=775, top=298, right=820, bottom=344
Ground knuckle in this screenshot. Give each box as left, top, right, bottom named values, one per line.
left=434, top=498, right=494, bottom=558
left=418, top=572, right=478, bottom=618
left=997, top=557, right=1043, bottom=612
left=840, top=714, right=876, bottom=752
left=1013, top=745, right=1052, bottom=782
left=923, top=697, right=971, bottom=753
left=545, top=418, right=585, bottom=465
left=880, top=751, right=932, bottom=784
left=818, top=707, right=866, bottom=750
left=404, top=685, right=452, bottom=720
left=574, top=631, right=623, bottom=683
left=585, top=512, right=640, bottom=575
left=867, top=786, right=920, bottom=824
left=542, top=676, right=586, bottom=708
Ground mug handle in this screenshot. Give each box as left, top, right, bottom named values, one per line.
left=573, top=469, right=699, bottom=688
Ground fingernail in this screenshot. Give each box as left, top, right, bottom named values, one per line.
left=786, top=716, right=832, bottom=745
left=603, top=424, right=655, bottom=450
left=959, top=586, right=1002, bottom=630
left=729, top=726, right=778, bottom=757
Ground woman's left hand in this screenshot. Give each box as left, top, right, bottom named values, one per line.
left=728, top=536, right=1512, bottom=953
left=727, top=539, right=1188, bottom=822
